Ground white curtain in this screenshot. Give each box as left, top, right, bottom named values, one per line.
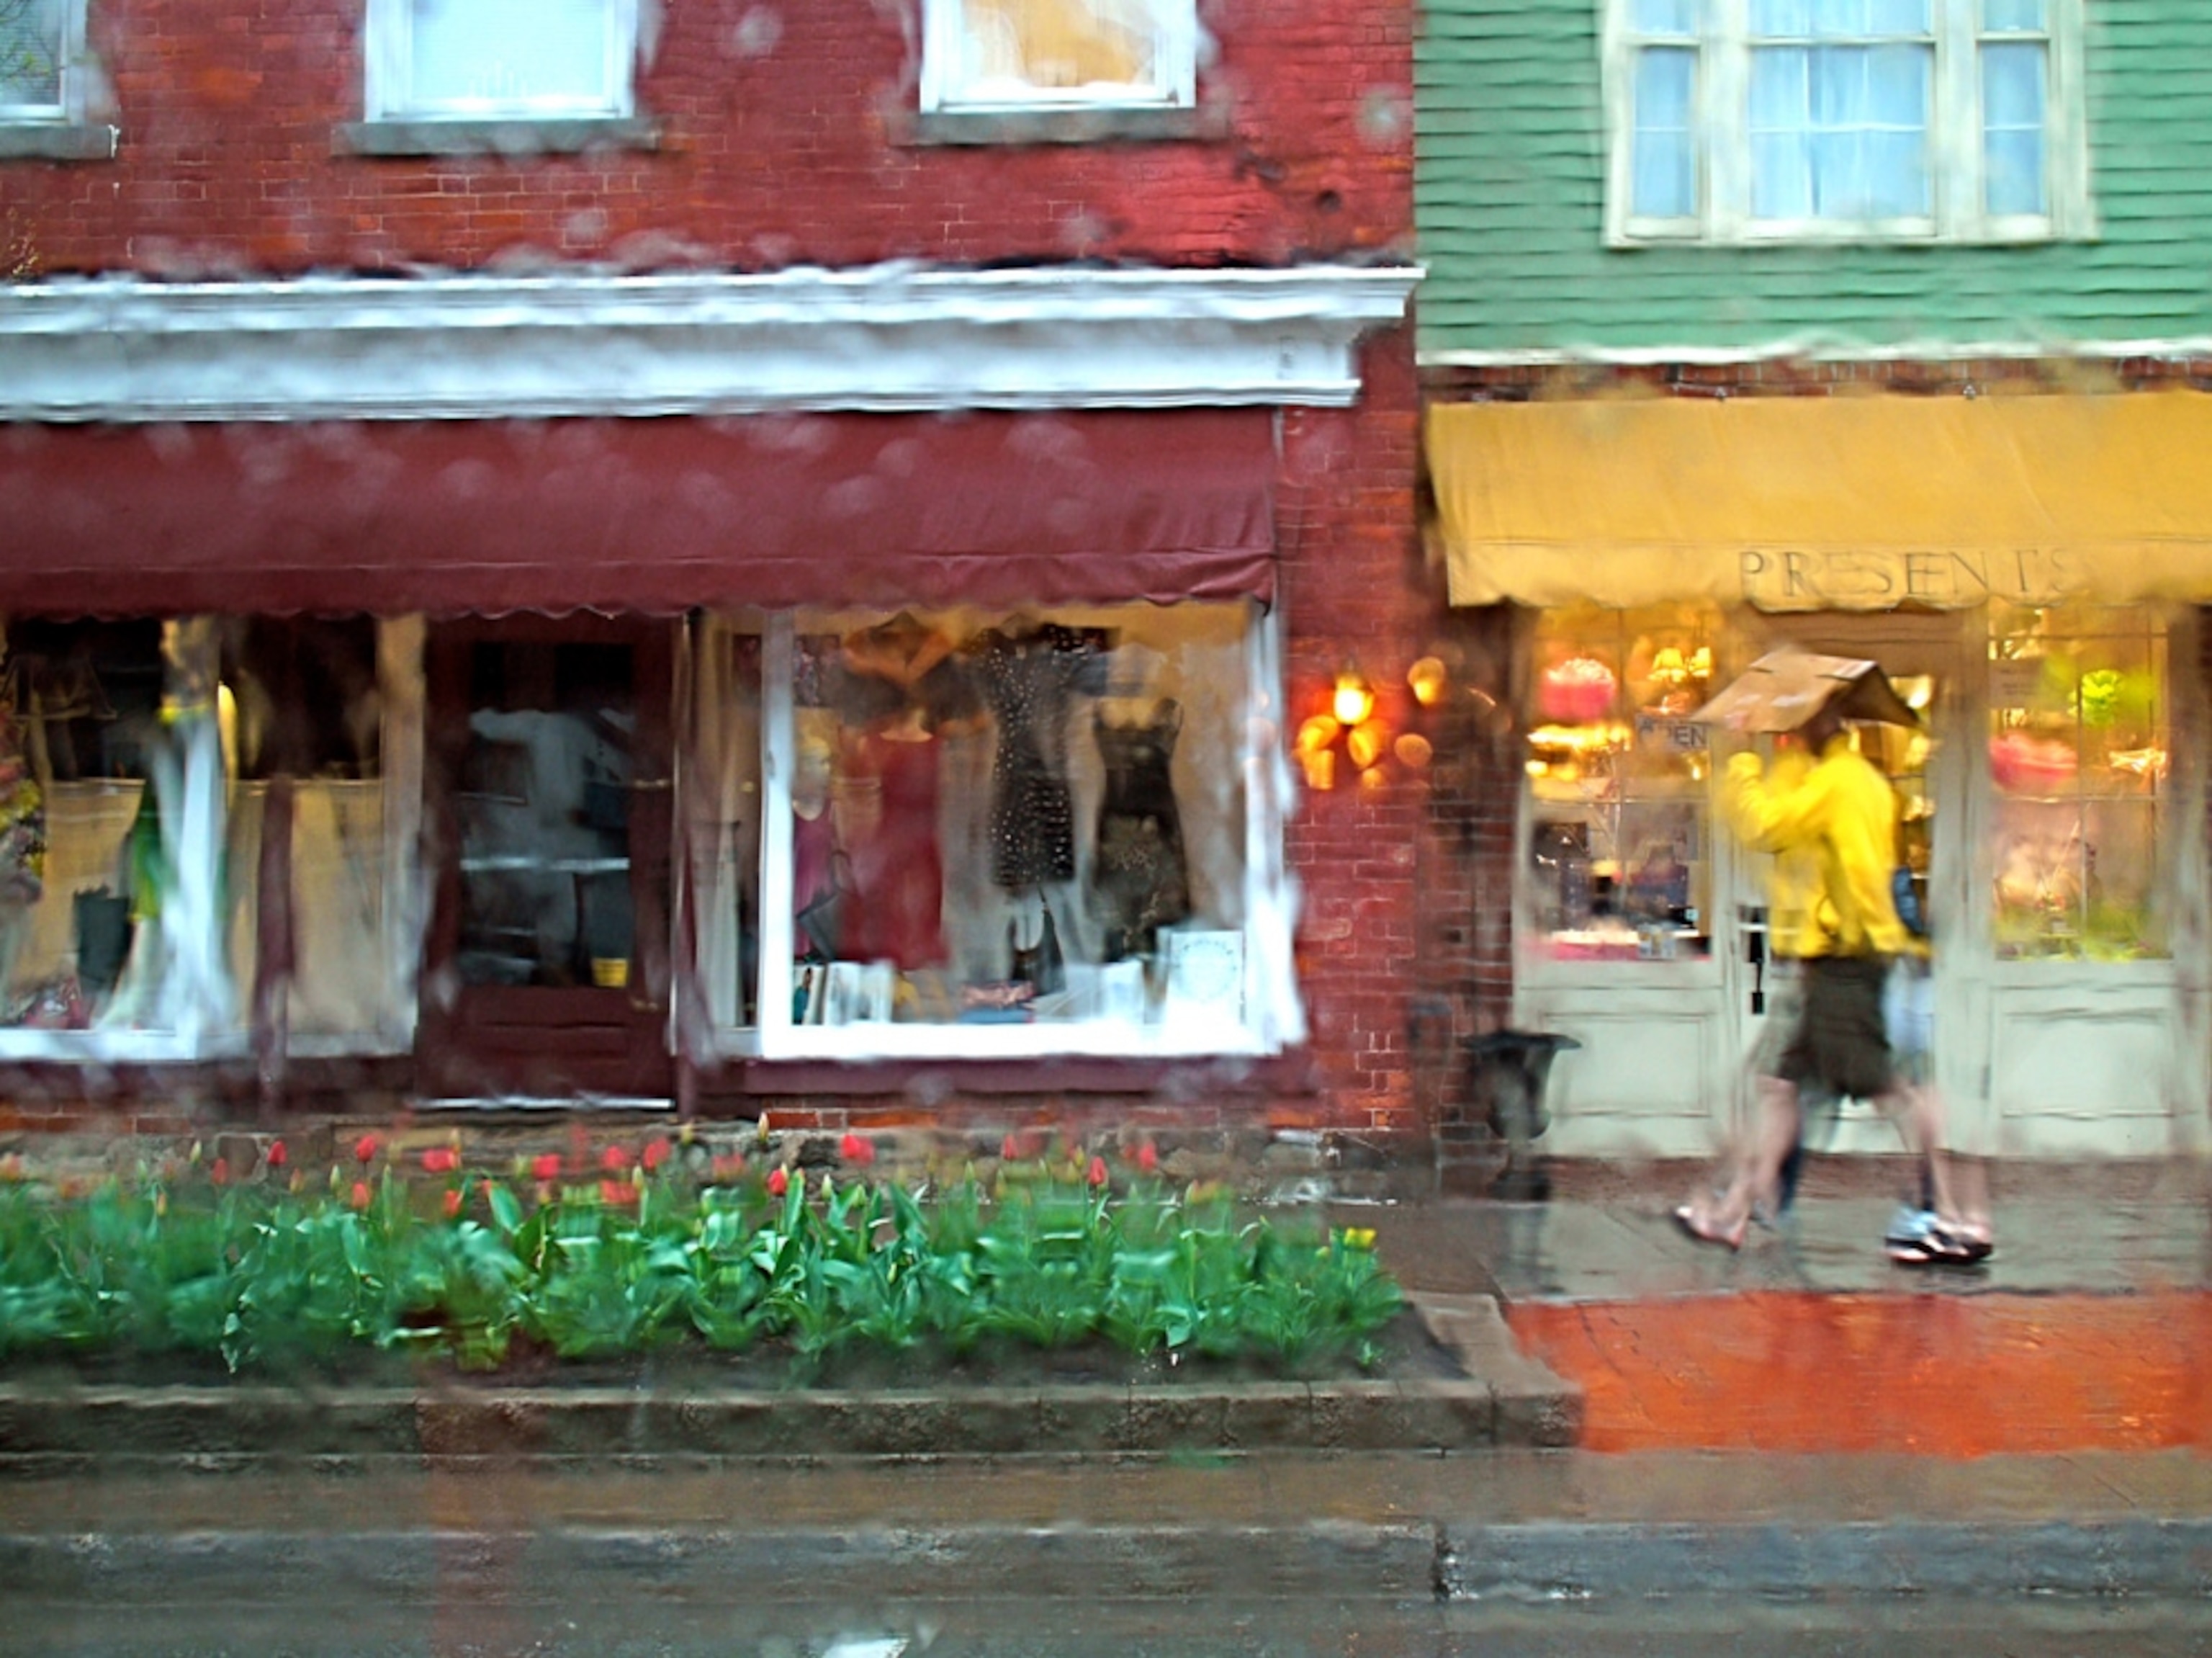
left=407, top=0, right=618, bottom=112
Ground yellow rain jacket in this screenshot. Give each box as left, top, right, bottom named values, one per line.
left=1722, top=735, right=1909, bottom=960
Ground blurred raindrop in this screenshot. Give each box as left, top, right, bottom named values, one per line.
left=1359, top=86, right=1411, bottom=148
left=732, top=7, right=784, bottom=59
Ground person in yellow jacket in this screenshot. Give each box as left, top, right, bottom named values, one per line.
left=1676, top=693, right=1977, bottom=1255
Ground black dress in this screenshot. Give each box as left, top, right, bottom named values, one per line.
left=1089, top=700, right=1190, bottom=960
left=975, top=624, right=1110, bottom=889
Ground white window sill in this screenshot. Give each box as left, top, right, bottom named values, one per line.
left=903, top=104, right=1226, bottom=147
left=0, top=122, right=116, bottom=161
left=336, top=116, right=660, bottom=158
left=756, top=1020, right=1271, bottom=1062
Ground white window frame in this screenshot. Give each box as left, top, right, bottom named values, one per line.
left=0, top=0, right=84, bottom=124
left=1603, top=0, right=2091, bottom=246
left=364, top=0, right=637, bottom=123
left=739, top=603, right=1298, bottom=1063
left=920, top=0, right=1197, bottom=114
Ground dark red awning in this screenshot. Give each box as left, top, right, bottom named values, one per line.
left=0, top=409, right=1276, bottom=616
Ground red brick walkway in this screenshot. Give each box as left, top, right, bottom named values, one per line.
left=1506, top=1292, right=2212, bottom=1456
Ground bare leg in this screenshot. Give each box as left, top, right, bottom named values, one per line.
left=1875, top=1080, right=1992, bottom=1242
left=1685, top=1074, right=1799, bottom=1241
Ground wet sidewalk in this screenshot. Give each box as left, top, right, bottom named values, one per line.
left=1348, top=1160, right=2212, bottom=1457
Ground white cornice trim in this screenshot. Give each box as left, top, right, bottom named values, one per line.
left=0, top=264, right=1421, bottom=422
left=1419, top=336, right=2212, bottom=370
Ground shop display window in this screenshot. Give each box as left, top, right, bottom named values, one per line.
left=0, top=619, right=171, bottom=1031
left=1988, top=604, right=2170, bottom=961
left=730, top=603, right=1290, bottom=1057
left=222, top=618, right=413, bottom=1041
left=1524, top=604, right=1720, bottom=962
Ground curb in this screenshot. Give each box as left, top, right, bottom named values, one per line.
left=0, top=1296, right=1583, bottom=1467
left=4, top=1518, right=2208, bottom=1605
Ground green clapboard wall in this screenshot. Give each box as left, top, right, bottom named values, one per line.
left=1416, top=2, right=2212, bottom=358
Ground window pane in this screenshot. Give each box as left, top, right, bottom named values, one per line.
left=1750, top=0, right=1810, bottom=35
left=1864, top=0, right=1930, bottom=34
left=1983, top=0, right=2044, bottom=30
left=408, top=0, right=617, bottom=112
left=0, top=0, right=63, bottom=109
left=1988, top=606, right=2170, bottom=962
left=1632, top=48, right=1696, bottom=217
left=456, top=642, right=635, bottom=989
left=1631, top=0, right=1696, bottom=36
left=0, top=619, right=168, bottom=1029
left=1526, top=606, right=1719, bottom=962
left=223, top=619, right=393, bottom=1038
left=1983, top=42, right=2046, bottom=215
left=1754, top=42, right=1928, bottom=220
left=955, top=0, right=1161, bottom=97
left=786, top=605, right=1248, bottom=1034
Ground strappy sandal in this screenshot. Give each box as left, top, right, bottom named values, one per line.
left=1672, top=1203, right=1747, bottom=1252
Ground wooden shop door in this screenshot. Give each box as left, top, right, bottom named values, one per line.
left=416, top=617, right=675, bottom=1101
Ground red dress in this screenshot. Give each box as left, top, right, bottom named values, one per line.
left=841, top=732, right=946, bottom=969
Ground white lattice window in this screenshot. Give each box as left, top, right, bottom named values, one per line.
left=366, top=0, right=637, bottom=121
left=1604, top=0, right=2090, bottom=244
left=921, top=0, right=1197, bottom=112
left=0, top=0, right=81, bottom=122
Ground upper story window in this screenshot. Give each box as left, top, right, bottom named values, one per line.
left=1605, top=0, right=2090, bottom=245
left=920, top=0, right=1197, bottom=112
left=1, top=0, right=80, bottom=122
left=366, top=0, right=637, bottom=121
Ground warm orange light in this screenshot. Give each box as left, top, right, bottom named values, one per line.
left=1407, top=656, right=1447, bottom=707
left=1358, top=764, right=1388, bottom=790
left=1331, top=674, right=1375, bottom=727
left=1393, top=732, right=1433, bottom=768
left=1303, top=749, right=1337, bottom=791
left=1347, top=721, right=1387, bottom=769
left=1296, top=714, right=1341, bottom=753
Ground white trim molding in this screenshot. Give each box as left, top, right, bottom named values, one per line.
left=0, top=264, right=1422, bottom=423
left=1418, top=336, right=2212, bottom=371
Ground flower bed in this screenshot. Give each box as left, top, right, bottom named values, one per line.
left=0, top=1133, right=1404, bottom=1386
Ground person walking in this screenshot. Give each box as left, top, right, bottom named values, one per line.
left=1673, top=686, right=1980, bottom=1259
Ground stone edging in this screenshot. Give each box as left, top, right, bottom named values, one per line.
left=0, top=1295, right=1580, bottom=1467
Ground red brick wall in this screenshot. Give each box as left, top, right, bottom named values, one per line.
left=16, top=0, right=1413, bottom=274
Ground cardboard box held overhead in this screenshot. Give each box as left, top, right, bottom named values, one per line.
left=1691, top=647, right=1922, bottom=735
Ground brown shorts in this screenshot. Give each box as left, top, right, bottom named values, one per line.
left=1779, top=954, right=1896, bottom=1102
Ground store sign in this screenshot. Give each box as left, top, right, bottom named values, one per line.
left=1737, top=547, right=2082, bottom=610
left=1635, top=714, right=1708, bottom=752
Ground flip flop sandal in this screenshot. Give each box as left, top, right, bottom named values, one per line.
left=1672, top=1204, right=1746, bottom=1252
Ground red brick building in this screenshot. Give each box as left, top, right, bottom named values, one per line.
left=0, top=1, right=1438, bottom=1159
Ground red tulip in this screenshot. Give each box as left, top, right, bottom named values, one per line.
left=348, top=1180, right=373, bottom=1211
left=1001, top=1134, right=1020, bottom=1161
left=641, top=1137, right=671, bottom=1173
left=1136, top=1141, right=1159, bottom=1174
left=839, top=1132, right=876, bottom=1167
left=1087, top=1155, right=1109, bottom=1189
left=601, top=1145, right=631, bottom=1173
left=353, top=1134, right=380, bottom=1165
left=421, top=1147, right=458, bottom=1175
left=530, top=1153, right=562, bottom=1181
left=266, top=1140, right=288, bottom=1169
left=442, top=1187, right=464, bottom=1219
left=766, top=1165, right=789, bottom=1198
left=710, top=1153, right=745, bottom=1182
left=600, top=1179, right=634, bottom=1206
left=210, top=1157, right=230, bottom=1186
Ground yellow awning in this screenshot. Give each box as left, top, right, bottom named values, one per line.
left=1429, top=391, right=2212, bottom=613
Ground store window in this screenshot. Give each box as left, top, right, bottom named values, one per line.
left=364, top=0, right=638, bottom=121
left=0, top=618, right=177, bottom=1034
left=921, top=0, right=1197, bottom=112
left=222, top=618, right=415, bottom=1045
left=1524, top=604, right=1720, bottom=962
left=1987, top=604, right=2170, bottom=962
left=720, top=603, right=1291, bottom=1058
